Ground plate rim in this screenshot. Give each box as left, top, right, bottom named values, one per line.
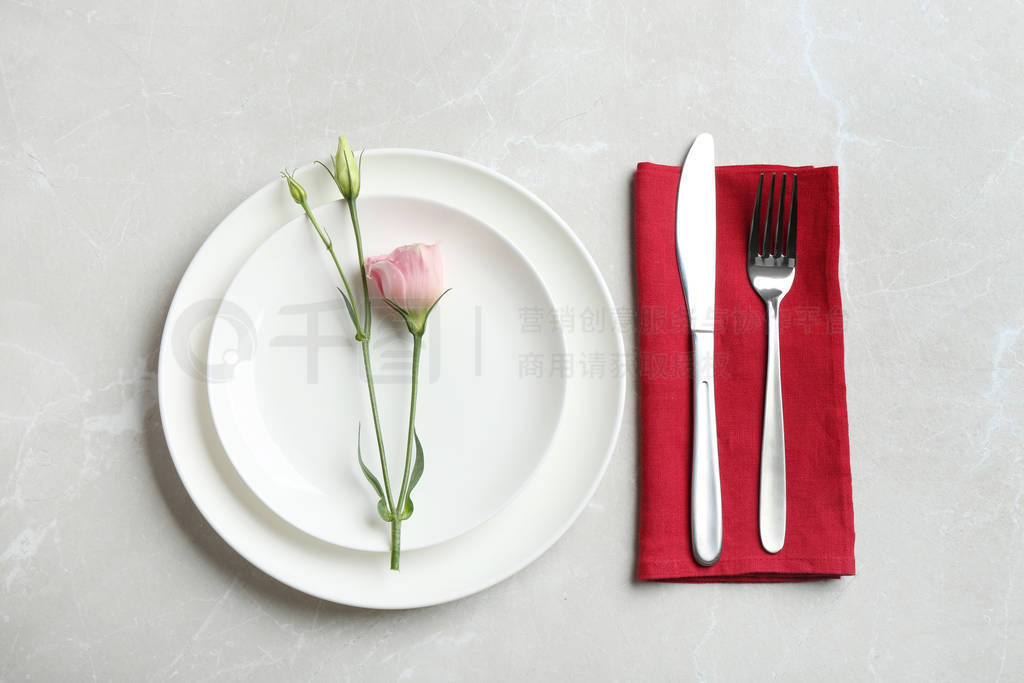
left=157, top=147, right=626, bottom=608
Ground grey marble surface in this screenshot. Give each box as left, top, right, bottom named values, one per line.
left=2, top=0, right=1022, bottom=680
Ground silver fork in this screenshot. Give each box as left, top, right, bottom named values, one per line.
left=746, top=172, right=798, bottom=554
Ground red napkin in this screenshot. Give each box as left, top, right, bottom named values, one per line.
left=634, top=162, right=855, bottom=582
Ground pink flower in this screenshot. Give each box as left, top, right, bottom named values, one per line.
left=366, top=243, right=445, bottom=333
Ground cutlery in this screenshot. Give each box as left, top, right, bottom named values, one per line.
left=675, top=133, right=722, bottom=566
left=746, top=173, right=798, bottom=554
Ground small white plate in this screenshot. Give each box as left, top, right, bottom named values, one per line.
left=206, top=196, right=566, bottom=551
left=158, top=149, right=625, bottom=608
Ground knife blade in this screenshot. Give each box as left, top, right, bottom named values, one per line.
left=675, top=132, right=722, bottom=567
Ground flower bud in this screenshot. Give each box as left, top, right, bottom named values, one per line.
left=334, top=136, right=360, bottom=199
left=281, top=171, right=307, bottom=205
left=366, top=243, right=444, bottom=335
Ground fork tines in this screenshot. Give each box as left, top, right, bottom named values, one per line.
left=747, top=173, right=798, bottom=267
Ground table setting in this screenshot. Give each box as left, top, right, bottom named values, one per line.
left=158, top=131, right=854, bottom=606
left=6, top=2, right=1024, bottom=678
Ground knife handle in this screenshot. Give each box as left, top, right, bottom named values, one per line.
left=690, top=330, right=722, bottom=566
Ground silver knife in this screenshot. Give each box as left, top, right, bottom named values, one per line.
left=675, top=133, right=722, bottom=566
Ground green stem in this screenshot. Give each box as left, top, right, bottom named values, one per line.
left=390, top=520, right=401, bottom=571
left=300, top=201, right=362, bottom=335
left=347, top=199, right=393, bottom=520
left=391, top=333, right=423, bottom=571
left=348, top=200, right=372, bottom=335
left=361, top=339, right=393, bottom=511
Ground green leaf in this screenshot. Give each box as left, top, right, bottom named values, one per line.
left=356, top=424, right=391, bottom=521
left=399, top=498, right=414, bottom=521
left=337, top=287, right=358, bottom=327
left=314, top=158, right=336, bottom=182
left=410, top=431, right=425, bottom=495
left=422, top=288, right=452, bottom=325
left=399, top=432, right=425, bottom=521
left=382, top=297, right=410, bottom=320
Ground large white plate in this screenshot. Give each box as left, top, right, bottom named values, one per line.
left=207, top=195, right=567, bottom=551
left=157, top=149, right=625, bottom=608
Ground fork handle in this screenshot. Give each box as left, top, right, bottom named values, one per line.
left=690, top=330, right=722, bottom=566
left=760, top=298, right=786, bottom=553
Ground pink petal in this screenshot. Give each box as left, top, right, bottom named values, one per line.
left=365, top=243, right=443, bottom=312
left=367, top=257, right=407, bottom=304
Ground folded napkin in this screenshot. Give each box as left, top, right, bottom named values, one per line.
left=634, top=162, right=855, bottom=582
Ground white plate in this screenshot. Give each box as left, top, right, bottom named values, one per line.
left=207, top=196, right=567, bottom=551
left=157, top=149, right=625, bottom=608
